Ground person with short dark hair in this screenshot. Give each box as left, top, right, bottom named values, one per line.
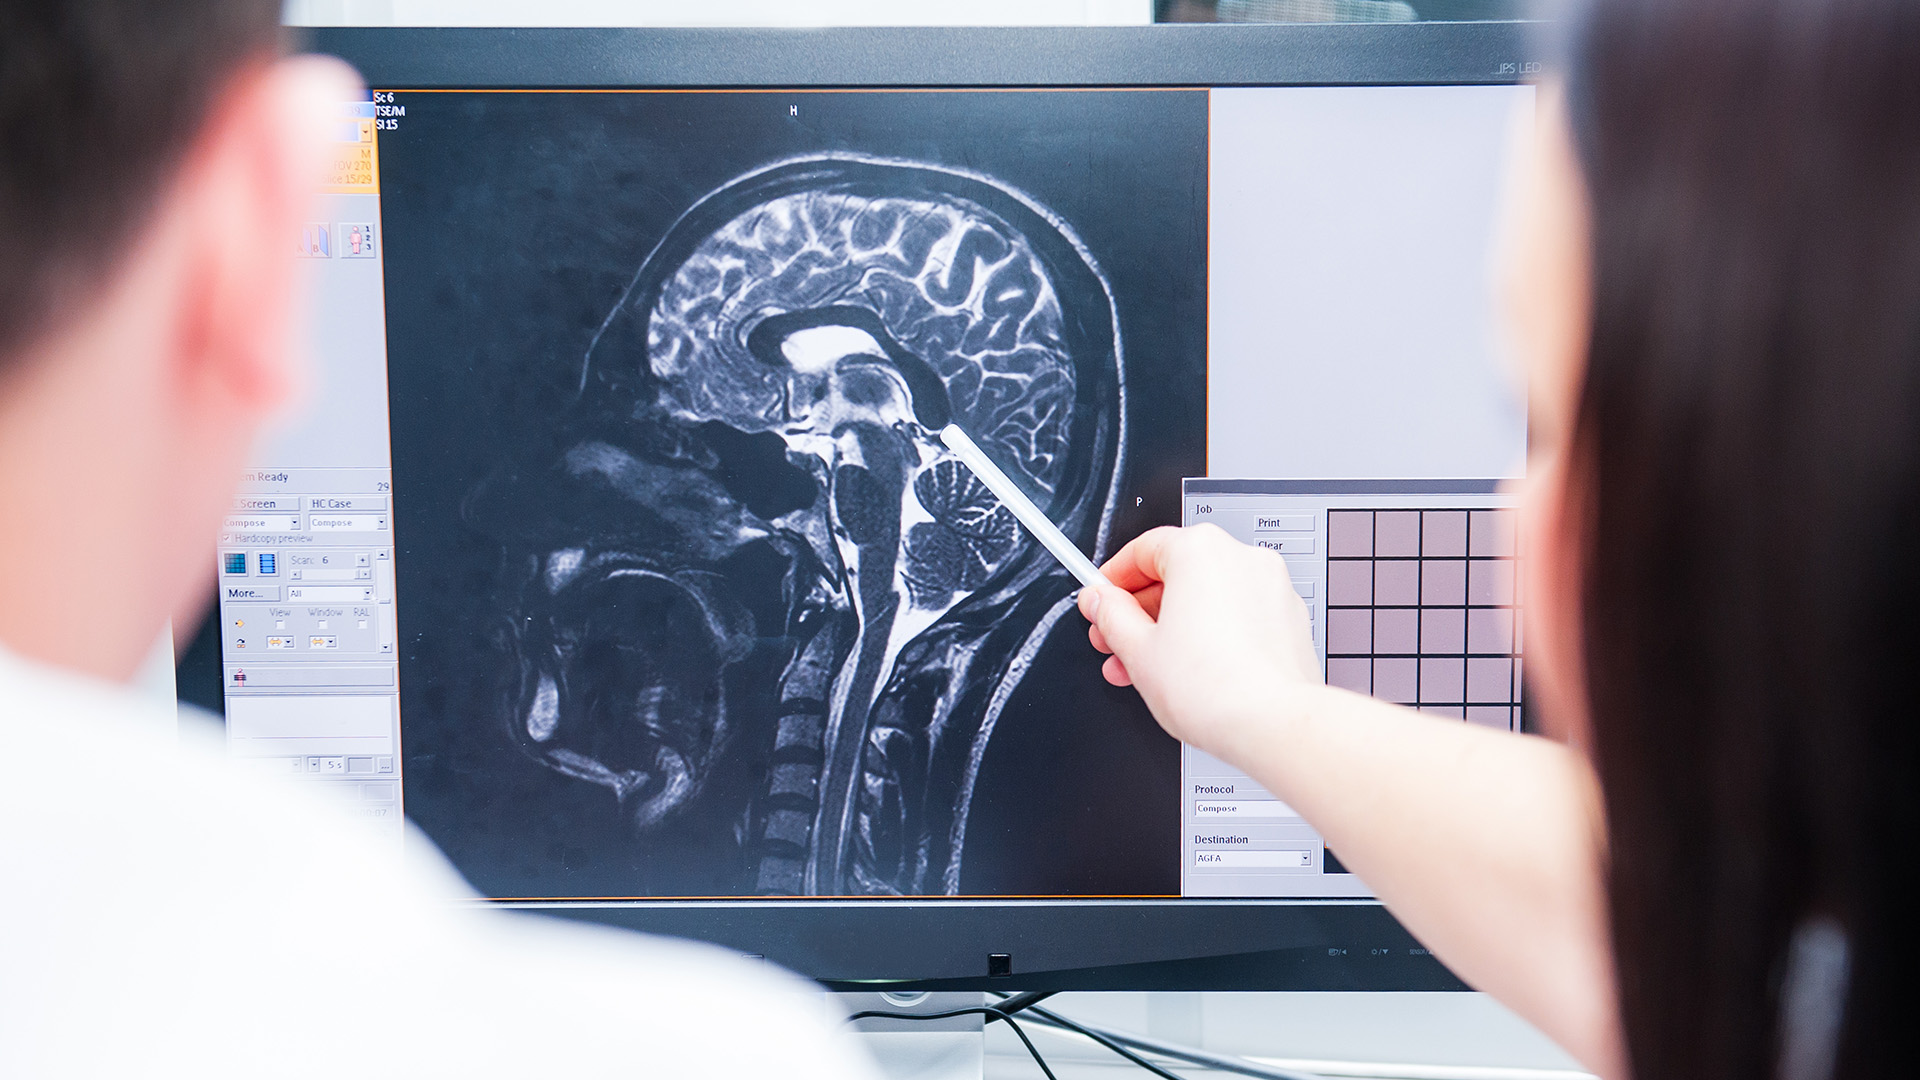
left=1081, top=3, right=1913, bottom=1079
left=0, top=4, right=877, bottom=1075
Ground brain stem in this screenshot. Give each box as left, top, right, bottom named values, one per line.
left=811, top=424, right=909, bottom=891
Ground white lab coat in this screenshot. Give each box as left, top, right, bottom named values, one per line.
left=0, top=646, right=879, bottom=1078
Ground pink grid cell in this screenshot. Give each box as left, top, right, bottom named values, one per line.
left=1468, top=559, right=1517, bottom=606
left=1373, top=658, right=1418, bottom=704
left=1466, top=706, right=1513, bottom=730
left=1327, top=560, right=1373, bottom=605
left=1326, top=658, right=1371, bottom=694
left=1469, top=509, right=1518, bottom=557
left=1421, top=705, right=1466, bottom=719
left=1467, top=657, right=1514, bottom=703
left=1420, top=560, right=1466, bottom=606
left=1373, top=608, right=1418, bottom=653
left=1376, top=511, right=1421, bottom=557
left=1419, top=657, right=1465, bottom=703
left=1420, top=608, right=1466, bottom=654
left=1422, top=511, right=1468, bottom=557
left=1375, top=561, right=1420, bottom=605
left=1514, top=657, right=1524, bottom=694
left=1466, top=607, right=1514, bottom=653
left=1326, top=609, right=1372, bottom=654
left=1328, top=511, right=1374, bottom=557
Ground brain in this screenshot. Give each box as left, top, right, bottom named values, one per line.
left=646, top=189, right=1078, bottom=497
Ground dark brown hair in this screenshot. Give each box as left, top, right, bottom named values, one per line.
left=0, top=0, right=284, bottom=362
left=1568, top=1, right=1919, bottom=1077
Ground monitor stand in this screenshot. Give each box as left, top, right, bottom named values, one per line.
left=843, top=992, right=987, bottom=1080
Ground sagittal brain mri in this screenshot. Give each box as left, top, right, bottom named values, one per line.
left=383, top=91, right=1201, bottom=899
left=497, top=158, right=1121, bottom=896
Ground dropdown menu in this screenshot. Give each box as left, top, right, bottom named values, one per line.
left=286, top=586, right=375, bottom=602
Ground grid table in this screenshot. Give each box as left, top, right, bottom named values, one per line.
left=1322, top=508, right=1522, bottom=729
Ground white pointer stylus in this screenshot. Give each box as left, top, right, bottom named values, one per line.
left=939, top=424, right=1113, bottom=589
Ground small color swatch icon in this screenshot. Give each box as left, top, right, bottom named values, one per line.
left=298, top=223, right=330, bottom=258
left=223, top=552, right=247, bottom=575
left=258, top=552, right=277, bottom=575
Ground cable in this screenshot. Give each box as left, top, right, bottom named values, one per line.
left=990, top=995, right=1190, bottom=1080
left=1004, top=998, right=1331, bottom=1080
left=991, top=1012, right=1058, bottom=1080
left=990, top=990, right=1059, bottom=1016
left=848, top=992, right=1332, bottom=1080
left=846, top=1005, right=1058, bottom=1080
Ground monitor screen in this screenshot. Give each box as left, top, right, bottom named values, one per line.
left=204, top=23, right=1535, bottom=986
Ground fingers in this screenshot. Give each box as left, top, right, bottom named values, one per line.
left=1088, top=621, right=1111, bottom=655
left=1133, top=582, right=1165, bottom=621
left=1098, top=526, right=1185, bottom=592
left=1077, top=582, right=1155, bottom=661
left=1080, top=524, right=1242, bottom=683
left=1089, top=584, right=1161, bottom=653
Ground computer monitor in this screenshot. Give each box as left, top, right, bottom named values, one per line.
left=184, top=22, right=1540, bottom=991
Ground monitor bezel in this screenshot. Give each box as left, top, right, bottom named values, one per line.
left=304, top=22, right=1541, bottom=89
left=287, top=21, right=1540, bottom=992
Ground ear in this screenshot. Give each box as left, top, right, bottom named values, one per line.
left=169, top=54, right=365, bottom=417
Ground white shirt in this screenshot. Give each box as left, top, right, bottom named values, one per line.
left=0, top=647, right=880, bottom=1078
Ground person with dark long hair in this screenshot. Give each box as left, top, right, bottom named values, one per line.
left=1080, top=3, right=1908, bottom=1078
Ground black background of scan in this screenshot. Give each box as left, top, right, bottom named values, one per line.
left=379, top=89, right=1206, bottom=899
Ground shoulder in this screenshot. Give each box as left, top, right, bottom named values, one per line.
left=0, top=654, right=878, bottom=1079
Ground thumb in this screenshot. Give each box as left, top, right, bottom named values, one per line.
left=1080, top=583, right=1156, bottom=661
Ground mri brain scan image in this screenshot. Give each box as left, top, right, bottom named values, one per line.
left=496, top=158, right=1123, bottom=895
left=381, top=90, right=1202, bottom=900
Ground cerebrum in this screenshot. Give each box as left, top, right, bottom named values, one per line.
left=645, top=190, right=1077, bottom=500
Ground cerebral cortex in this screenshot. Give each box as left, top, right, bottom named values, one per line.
left=645, top=190, right=1078, bottom=498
